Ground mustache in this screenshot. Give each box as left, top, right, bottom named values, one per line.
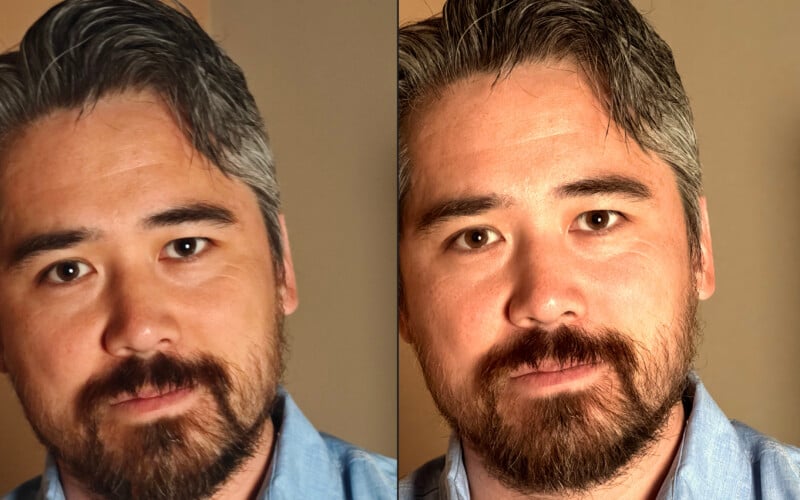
left=77, top=353, right=231, bottom=416
left=477, top=324, right=638, bottom=383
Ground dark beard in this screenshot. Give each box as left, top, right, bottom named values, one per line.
left=48, top=353, right=277, bottom=500
left=29, top=351, right=276, bottom=500
left=414, top=297, right=697, bottom=495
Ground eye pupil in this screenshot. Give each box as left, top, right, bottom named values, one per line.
left=587, top=211, right=609, bottom=230
left=174, top=238, right=197, bottom=256
left=56, top=262, right=79, bottom=282
left=466, top=229, right=487, bottom=248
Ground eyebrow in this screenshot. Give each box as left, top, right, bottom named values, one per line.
left=7, top=202, right=237, bottom=270
left=415, top=194, right=511, bottom=233
left=9, top=229, right=99, bottom=269
left=411, top=174, right=651, bottom=234
left=555, top=174, right=652, bottom=200
left=142, top=202, right=238, bottom=229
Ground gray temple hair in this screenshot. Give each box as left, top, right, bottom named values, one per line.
left=399, top=0, right=703, bottom=268
left=0, top=0, right=285, bottom=275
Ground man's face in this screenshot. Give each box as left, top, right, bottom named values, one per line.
left=0, top=91, right=298, bottom=499
left=400, top=61, right=714, bottom=494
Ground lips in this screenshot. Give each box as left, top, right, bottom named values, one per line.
left=509, top=359, right=597, bottom=379
left=110, top=387, right=192, bottom=416
left=504, top=360, right=605, bottom=397
left=109, top=385, right=189, bottom=407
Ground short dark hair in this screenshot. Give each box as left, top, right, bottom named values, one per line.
left=0, top=0, right=284, bottom=273
left=399, top=0, right=703, bottom=267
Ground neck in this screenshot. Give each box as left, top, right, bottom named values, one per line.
left=464, top=402, right=686, bottom=500
left=59, top=419, right=276, bottom=500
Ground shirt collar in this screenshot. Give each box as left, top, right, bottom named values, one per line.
left=657, top=374, right=753, bottom=498
left=36, top=455, right=64, bottom=500
left=263, top=387, right=349, bottom=499
left=441, top=434, right=469, bottom=500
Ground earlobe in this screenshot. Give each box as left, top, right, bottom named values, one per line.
left=277, top=215, right=299, bottom=315
left=695, top=197, right=716, bottom=301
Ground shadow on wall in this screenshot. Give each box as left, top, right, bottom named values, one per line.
left=0, top=379, right=44, bottom=489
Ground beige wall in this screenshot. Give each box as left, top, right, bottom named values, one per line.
left=398, top=0, right=800, bottom=477
left=0, top=0, right=396, bottom=492
left=208, top=0, right=397, bottom=458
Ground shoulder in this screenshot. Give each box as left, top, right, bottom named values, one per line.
left=319, top=432, right=397, bottom=498
left=731, top=420, right=800, bottom=484
left=662, top=377, right=800, bottom=498
left=399, top=455, right=446, bottom=500
left=2, top=476, right=42, bottom=500
left=269, top=389, right=396, bottom=499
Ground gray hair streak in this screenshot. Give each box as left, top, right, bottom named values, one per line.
left=399, top=0, right=703, bottom=267
left=0, top=0, right=284, bottom=274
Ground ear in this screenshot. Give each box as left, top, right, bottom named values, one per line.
left=277, top=214, right=299, bottom=315
left=695, top=197, right=715, bottom=301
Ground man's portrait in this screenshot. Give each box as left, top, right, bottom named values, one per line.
left=398, top=0, right=800, bottom=498
left=0, top=1, right=396, bottom=498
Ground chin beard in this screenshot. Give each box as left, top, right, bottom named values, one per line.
left=48, top=352, right=278, bottom=500
left=9, top=298, right=287, bottom=500
left=416, top=296, right=697, bottom=495
left=460, top=354, right=688, bottom=495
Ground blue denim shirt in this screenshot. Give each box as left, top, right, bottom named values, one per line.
left=400, top=376, right=800, bottom=499
left=3, top=388, right=396, bottom=500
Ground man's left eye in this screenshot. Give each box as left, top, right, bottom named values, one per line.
left=572, top=210, right=623, bottom=232
left=162, top=237, right=210, bottom=259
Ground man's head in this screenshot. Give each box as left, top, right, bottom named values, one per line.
left=399, top=0, right=714, bottom=495
left=0, top=1, right=297, bottom=499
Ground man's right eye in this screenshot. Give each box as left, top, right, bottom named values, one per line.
left=450, top=227, right=502, bottom=251
left=42, top=260, right=92, bottom=284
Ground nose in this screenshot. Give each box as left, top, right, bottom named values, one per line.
left=102, top=269, right=181, bottom=358
left=507, top=239, right=587, bottom=329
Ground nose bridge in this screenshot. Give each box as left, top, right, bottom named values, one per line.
left=103, top=263, right=179, bottom=357
left=507, top=233, right=586, bottom=328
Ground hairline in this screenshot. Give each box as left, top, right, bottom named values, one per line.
left=0, top=84, right=287, bottom=279
left=400, top=62, right=702, bottom=269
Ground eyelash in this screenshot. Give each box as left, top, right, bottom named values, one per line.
left=39, top=260, right=93, bottom=285
left=37, top=237, right=213, bottom=285
left=571, top=210, right=626, bottom=234
left=160, top=237, right=212, bottom=261
left=445, top=210, right=626, bottom=252
left=448, top=226, right=503, bottom=252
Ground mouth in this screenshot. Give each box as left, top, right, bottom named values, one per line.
left=508, top=360, right=602, bottom=396
left=108, top=385, right=196, bottom=419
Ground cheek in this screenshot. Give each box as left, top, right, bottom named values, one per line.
left=1, top=292, right=96, bottom=374
left=1, top=314, right=97, bottom=422
left=586, top=235, right=692, bottom=332
left=181, top=261, right=278, bottom=360
left=404, top=264, right=506, bottom=380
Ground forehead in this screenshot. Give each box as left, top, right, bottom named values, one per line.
left=402, top=61, right=677, bottom=221
left=0, top=90, right=259, bottom=245
left=2, top=91, right=197, bottom=192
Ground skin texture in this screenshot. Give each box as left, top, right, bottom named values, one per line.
left=400, top=61, right=715, bottom=499
left=0, top=91, right=298, bottom=499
